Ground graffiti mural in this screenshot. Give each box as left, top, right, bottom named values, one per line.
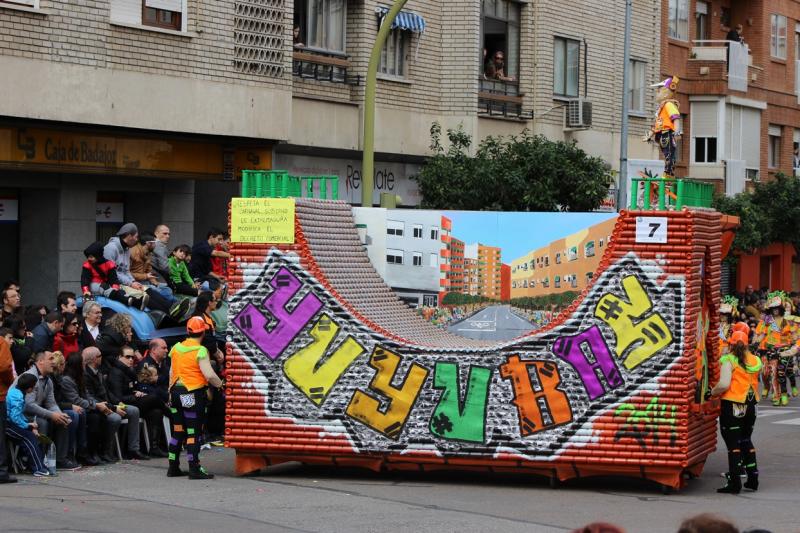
left=227, top=251, right=684, bottom=457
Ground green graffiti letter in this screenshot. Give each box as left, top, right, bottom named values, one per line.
left=429, top=363, right=491, bottom=443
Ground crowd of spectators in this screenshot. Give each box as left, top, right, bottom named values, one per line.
left=0, top=221, right=231, bottom=480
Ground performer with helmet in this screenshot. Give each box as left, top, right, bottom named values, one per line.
left=167, top=316, right=224, bottom=479
left=754, top=292, right=794, bottom=405
left=711, top=330, right=762, bottom=494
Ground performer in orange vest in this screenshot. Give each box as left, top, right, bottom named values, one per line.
left=644, top=76, right=682, bottom=177
left=711, top=330, right=762, bottom=494
left=167, top=316, right=223, bottom=479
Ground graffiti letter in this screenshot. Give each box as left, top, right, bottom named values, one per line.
left=552, top=326, right=623, bottom=400
left=232, top=267, right=323, bottom=360
left=346, top=346, right=429, bottom=440
left=594, top=275, right=673, bottom=369
left=614, top=397, right=678, bottom=449
left=500, top=356, right=572, bottom=437
left=429, top=363, right=491, bottom=443
left=283, top=314, right=366, bottom=406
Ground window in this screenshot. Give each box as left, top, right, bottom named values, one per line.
left=298, top=0, right=346, bottom=54
left=555, top=252, right=561, bottom=264
left=746, top=168, right=760, bottom=182
left=628, top=60, right=646, bottom=114
left=387, top=249, right=404, bottom=264
left=585, top=241, right=595, bottom=258
left=142, top=1, right=181, bottom=30
left=429, top=253, right=438, bottom=267
left=379, top=29, right=408, bottom=77
left=387, top=220, right=404, bottom=236
left=695, top=1, right=709, bottom=41
left=771, top=14, right=787, bottom=59
left=412, top=252, right=423, bottom=266
left=668, top=0, right=689, bottom=41
left=482, top=0, right=521, bottom=81
left=694, top=138, right=718, bottom=163
left=720, top=7, right=731, bottom=28
left=412, top=224, right=423, bottom=238
left=430, top=227, right=439, bottom=240
left=553, top=37, right=580, bottom=97
left=769, top=125, right=782, bottom=168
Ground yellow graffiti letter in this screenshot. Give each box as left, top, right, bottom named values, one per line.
left=594, top=275, right=673, bottom=370
left=283, top=314, right=365, bottom=406
left=345, top=346, right=429, bottom=440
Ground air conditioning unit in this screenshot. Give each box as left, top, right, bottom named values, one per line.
left=565, top=99, right=593, bottom=129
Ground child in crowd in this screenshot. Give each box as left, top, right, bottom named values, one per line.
left=135, top=364, right=159, bottom=397
left=169, top=245, right=200, bottom=297
left=5, top=373, right=49, bottom=476
left=81, top=242, right=148, bottom=310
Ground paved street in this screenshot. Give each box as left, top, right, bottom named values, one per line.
left=448, top=305, right=536, bottom=341
left=2, top=402, right=798, bottom=533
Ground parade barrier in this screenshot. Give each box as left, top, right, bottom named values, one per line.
left=224, top=198, right=723, bottom=491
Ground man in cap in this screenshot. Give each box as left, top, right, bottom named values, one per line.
left=644, top=76, right=682, bottom=178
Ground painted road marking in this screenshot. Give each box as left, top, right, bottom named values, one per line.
left=774, top=417, right=800, bottom=425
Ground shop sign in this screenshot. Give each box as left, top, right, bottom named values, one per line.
left=96, top=202, right=124, bottom=223
left=0, top=198, right=18, bottom=222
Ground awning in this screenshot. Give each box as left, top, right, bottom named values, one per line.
left=376, top=6, right=426, bottom=33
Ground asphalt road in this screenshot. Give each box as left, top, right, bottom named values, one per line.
left=1, top=403, right=798, bottom=533
left=448, top=305, right=536, bottom=341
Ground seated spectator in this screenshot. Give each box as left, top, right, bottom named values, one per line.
left=677, top=513, right=739, bottom=533
left=53, top=313, right=81, bottom=358
left=61, top=352, right=104, bottom=465
left=4, top=315, right=34, bottom=376
left=95, top=313, right=136, bottom=363
left=151, top=224, right=172, bottom=282
left=210, top=233, right=229, bottom=280
left=83, top=347, right=145, bottom=462
left=5, top=373, right=49, bottom=476
left=0, top=335, right=17, bottom=483
left=80, top=301, right=103, bottom=350
left=1, top=287, right=20, bottom=323
left=23, top=304, right=47, bottom=330
left=31, top=311, right=63, bottom=353
left=136, top=338, right=170, bottom=404
left=82, top=241, right=147, bottom=309
left=130, top=232, right=176, bottom=304
left=169, top=245, right=200, bottom=297
left=56, top=291, right=77, bottom=316
left=107, top=345, right=165, bottom=458
left=50, top=351, right=85, bottom=466
left=20, top=351, right=80, bottom=470
left=189, top=228, right=230, bottom=291
left=104, top=224, right=188, bottom=320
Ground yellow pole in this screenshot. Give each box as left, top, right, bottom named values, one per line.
left=362, top=0, right=409, bottom=206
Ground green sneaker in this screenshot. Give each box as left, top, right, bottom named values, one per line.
left=781, top=393, right=789, bottom=406
left=793, top=386, right=798, bottom=397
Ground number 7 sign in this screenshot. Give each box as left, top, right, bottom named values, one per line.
left=635, top=216, right=668, bottom=243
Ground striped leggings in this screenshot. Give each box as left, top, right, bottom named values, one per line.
left=5, top=425, right=46, bottom=473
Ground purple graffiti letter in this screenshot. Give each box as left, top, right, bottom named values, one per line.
left=551, top=325, right=623, bottom=400
left=233, top=267, right=323, bottom=360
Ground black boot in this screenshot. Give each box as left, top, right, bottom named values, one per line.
left=167, top=462, right=187, bottom=477
left=188, top=463, right=214, bottom=480
left=744, top=471, right=759, bottom=491
left=717, top=473, right=742, bottom=494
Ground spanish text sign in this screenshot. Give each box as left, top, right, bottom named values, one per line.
left=230, top=198, right=295, bottom=244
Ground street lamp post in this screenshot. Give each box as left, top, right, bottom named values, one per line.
left=361, top=0, right=409, bottom=207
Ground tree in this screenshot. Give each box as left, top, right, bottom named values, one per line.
left=712, top=173, right=800, bottom=256
left=413, top=123, right=614, bottom=211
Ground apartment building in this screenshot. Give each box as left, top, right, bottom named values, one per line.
left=0, top=0, right=661, bottom=300
left=353, top=207, right=446, bottom=307
left=510, top=217, right=616, bottom=299
left=661, top=0, right=800, bottom=290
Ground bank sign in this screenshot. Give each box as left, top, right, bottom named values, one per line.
left=274, top=154, right=422, bottom=206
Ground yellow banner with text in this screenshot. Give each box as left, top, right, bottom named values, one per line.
left=230, top=198, right=295, bottom=244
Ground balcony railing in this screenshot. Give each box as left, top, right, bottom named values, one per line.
left=629, top=177, right=714, bottom=210
left=690, top=40, right=751, bottom=91
left=293, top=49, right=361, bottom=86
left=478, top=78, right=532, bottom=120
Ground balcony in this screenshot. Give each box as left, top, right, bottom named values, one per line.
left=690, top=40, right=759, bottom=92
left=293, top=49, right=361, bottom=86
left=478, top=79, right=532, bottom=120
